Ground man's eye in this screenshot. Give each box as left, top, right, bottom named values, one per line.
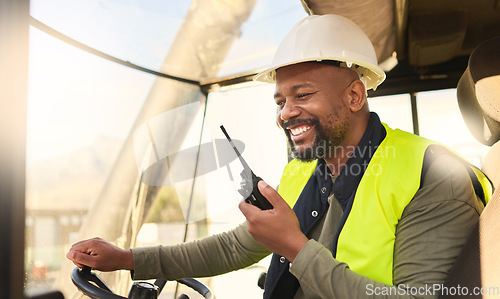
left=276, top=100, right=284, bottom=107
left=297, top=93, right=313, bottom=99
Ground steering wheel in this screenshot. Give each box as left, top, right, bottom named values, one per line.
left=71, top=266, right=213, bottom=299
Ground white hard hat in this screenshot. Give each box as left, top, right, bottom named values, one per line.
left=254, top=14, right=386, bottom=91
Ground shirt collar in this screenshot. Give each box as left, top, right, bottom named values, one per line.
left=328, top=112, right=386, bottom=209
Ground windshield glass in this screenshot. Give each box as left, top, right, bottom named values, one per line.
left=30, top=0, right=190, bottom=75
left=30, top=0, right=307, bottom=80
left=26, top=0, right=306, bottom=297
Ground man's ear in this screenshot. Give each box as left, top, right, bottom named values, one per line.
left=345, top=80, right=366, bottom=112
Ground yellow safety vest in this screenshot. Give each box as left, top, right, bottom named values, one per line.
left=277, top=124, right=491, bottom=285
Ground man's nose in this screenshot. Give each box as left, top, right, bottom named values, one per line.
left=279, top=101, right=300, bottom=122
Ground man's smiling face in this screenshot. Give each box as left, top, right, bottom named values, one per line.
left=274, top=62, right=358, bottom=161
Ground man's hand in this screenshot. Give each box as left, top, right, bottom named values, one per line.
left=239, top=181, right=308, bottom=262
left=66, top=237, right=134, bottom=271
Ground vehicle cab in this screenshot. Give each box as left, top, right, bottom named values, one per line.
left=1, top=0, right=499, bottom=298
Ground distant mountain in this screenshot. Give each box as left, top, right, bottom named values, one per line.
left=26, top=136, right=123, bottom=210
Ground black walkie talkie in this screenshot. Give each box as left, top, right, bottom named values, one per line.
left=220, top=125, right=273, bottom=210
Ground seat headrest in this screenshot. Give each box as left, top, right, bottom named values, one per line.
left=457, top=37, right=500, bottom=146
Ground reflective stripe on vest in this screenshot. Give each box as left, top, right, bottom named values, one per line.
left=277, top=124, right=491, bottom=285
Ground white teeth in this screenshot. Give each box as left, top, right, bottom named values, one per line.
left=291, top=126, right=311, bottom=136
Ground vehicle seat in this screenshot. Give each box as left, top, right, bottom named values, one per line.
left=441, top=36, right=500, bottom=298
left=482, top=141, right=500, bottom=189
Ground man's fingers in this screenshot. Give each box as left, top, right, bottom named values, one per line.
left=66, top=250, right=95, bottom=268
left=257, top=180, right=286, bottom=208
left=70, top=259, right=86, bottom=269
left=69, top=237, right=101, bottom=252
left=239, top=181, right=287, bottom=216
left=238, top=198, right=261, bottom=217
left=66, top=238, right=133, bottom=272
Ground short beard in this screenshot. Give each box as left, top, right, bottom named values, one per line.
left=285, top=118, right=349, bottom=162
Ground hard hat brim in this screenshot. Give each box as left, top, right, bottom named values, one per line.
left=253, top=58, right=386, bottom=91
